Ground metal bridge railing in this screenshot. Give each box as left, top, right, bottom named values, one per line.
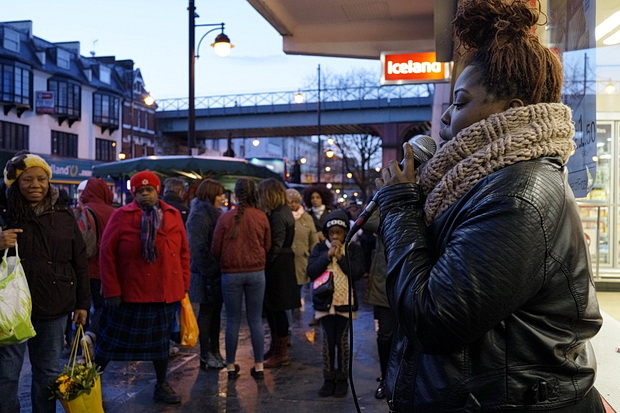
left=156, top=84, right=434, bottom=112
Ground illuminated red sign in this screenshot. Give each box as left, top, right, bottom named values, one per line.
left=381, top=52, right=451, bottom=85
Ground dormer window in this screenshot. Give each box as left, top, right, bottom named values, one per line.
left=57, top=48, right=71, bottom=70
left=100, top=66, right=111, bottom=84
left=2, top=28, right=20, bottom=53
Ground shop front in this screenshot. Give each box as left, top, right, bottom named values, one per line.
left=544, top=0, right=620, bottom=279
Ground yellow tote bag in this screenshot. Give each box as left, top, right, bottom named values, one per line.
left=60, top=376, right=103, bottom=413
left=57, top=324, right=105, bottom=413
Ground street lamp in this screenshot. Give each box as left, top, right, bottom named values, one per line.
left=188, top=0, right=232, bottom=155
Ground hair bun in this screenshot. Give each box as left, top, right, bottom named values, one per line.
left=454, top=0, right=539, bottom=51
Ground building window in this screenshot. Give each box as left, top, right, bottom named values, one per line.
left=2, top=28, right=20, bottom=53
left=0, top=62, right=31, bottom=105
left=99, top=66, right=111, bottom=84
left=48, top=79, right=80, bottom=118
left=93, top=93, right=119, bottom=125
left=56, top=48, right=71, bottom=70
left=95, top=138, right=116, bottom=161
left=51, top=130, right=78, bottom=157
left=0, top=120, right=28, bottom=150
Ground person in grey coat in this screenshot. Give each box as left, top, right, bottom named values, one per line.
left=186, top=179, right=226, bottom=370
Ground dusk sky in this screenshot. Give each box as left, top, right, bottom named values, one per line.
left=3, top=0, right=382, bottom=100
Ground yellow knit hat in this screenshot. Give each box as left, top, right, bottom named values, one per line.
left=3, top=152, right=53, bottom=187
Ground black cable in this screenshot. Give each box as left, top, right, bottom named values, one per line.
left=345, top=241, right=362, bottom=413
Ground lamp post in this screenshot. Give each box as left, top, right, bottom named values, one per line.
left=316, top=64, right=322, bottom=183
left=188, top=0, right=232, bottom=155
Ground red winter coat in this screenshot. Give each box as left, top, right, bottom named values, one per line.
left=99, top=200, right=190, bottom=303
left=211, top=206, right=271, bottom=274
left=80, top=177, right=116, bottom=280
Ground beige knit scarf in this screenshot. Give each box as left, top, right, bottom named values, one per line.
left=418, top=103, right=575, bottom=224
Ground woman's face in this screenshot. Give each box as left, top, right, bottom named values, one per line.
left=18, top=167, right=49, bottom=206
left=213, top=193, right=226, bottom=209
left=310, top=192, right=323, bottom=208
left=439, top=65, right=521, bottom=146
left=287, top=198, right=301, bottom=212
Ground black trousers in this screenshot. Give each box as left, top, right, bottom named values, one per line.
left=320, top=314, right=350, bottom=372
left=374, top=305, right=397, bottom=378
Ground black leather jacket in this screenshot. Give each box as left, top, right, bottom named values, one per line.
left=377, top=157, right=602, bottom=412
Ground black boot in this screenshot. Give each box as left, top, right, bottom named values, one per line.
left=319, top=370, right=336, bottom=397
left=333, top=370, right=348, bottom=398
left=375, top=377, right=386, bottom=399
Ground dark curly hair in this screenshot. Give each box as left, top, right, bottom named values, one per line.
left=453, top=0, right=562, bottom=104
left=302, top=184, right=334, bottom=209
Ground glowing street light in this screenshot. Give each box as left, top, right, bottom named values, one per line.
left=188, top=0, right=233, bottom=154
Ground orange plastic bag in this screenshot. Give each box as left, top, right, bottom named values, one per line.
left=180, top=293, right=199, bottom=348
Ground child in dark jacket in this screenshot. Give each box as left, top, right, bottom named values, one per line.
left=307, top=209, right=365, bottom=398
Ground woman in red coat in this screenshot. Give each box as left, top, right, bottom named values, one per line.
left=96, top=171, right=190, bottom=405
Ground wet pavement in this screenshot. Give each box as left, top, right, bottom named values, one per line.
left=19, top=279, right=389, bottom=413
left=18, top=283, right=620, bottom=413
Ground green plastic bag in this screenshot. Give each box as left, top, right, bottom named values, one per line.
left=0, top=242, right=36, bottom=345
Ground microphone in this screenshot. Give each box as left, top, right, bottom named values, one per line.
left=344, top=135, right=437, bottom=243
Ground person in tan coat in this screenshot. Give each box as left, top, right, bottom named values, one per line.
left=286, top=189, right=319, bottom=288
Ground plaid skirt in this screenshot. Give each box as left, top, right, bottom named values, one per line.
left=95, top=302, right=176, bottom=361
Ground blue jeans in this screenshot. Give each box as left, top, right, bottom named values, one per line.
left=221, top=271, right=265, bottom=364
left=0, top=316, right=67, bottom=413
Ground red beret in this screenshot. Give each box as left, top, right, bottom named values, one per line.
left=130, top=171, right=161, bottom=195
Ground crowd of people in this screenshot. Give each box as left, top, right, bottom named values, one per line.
left=0, top=155, right=385, bottom=412
left=0, top=1, right=608, bottom=411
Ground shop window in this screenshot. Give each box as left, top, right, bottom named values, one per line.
left=51, top=130, right=78, bottom=158
left=0, top=120, right=28, bottom=150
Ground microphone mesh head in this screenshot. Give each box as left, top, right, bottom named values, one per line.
left=409, top=135, right=437, bottom=164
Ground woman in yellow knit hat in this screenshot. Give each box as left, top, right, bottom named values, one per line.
left=0, top=150, right=90, bottom=413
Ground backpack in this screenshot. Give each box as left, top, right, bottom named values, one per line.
left=74, top=206, right=99, bottom=259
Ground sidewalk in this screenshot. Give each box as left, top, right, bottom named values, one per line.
left=20, top=279, right=389, bottom=413
left=18, top=285, right=620, bottom=413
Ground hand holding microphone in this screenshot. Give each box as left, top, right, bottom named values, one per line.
left=344, top=135, right=436, bottom=243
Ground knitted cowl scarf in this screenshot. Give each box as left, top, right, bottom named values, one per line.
left=418, top=102, right=575, bottom=224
